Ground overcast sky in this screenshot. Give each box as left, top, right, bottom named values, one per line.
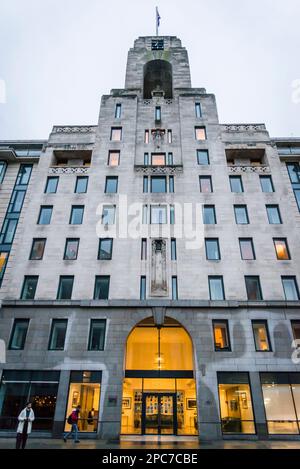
left=0, top=0, right=299, bottom=140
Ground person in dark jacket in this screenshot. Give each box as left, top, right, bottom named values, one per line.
left=63, top=405, right=81, bottom=443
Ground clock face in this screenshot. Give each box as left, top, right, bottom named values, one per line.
left=151, top=39, right=164, bottom=51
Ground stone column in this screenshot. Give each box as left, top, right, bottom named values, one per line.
left=52, top=370, right=70, bottom=438
left=249, top=371, right=268, bottom=439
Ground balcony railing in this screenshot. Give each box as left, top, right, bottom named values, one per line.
left=134, top=164, right=183, bottom=175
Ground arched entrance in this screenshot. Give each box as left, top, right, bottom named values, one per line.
left=143, top=60, right=173, bottom=99
left=121, top=317, right=198, bottom=436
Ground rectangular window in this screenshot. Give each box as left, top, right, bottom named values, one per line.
left=88, top=320, right=106, bottom=351
left=218, top=372, right=255, bottom=434
left=144, top=153, right=149, bottom=165
left=150, top=205, right=167, bottom=224
left=143, top=176, right=148, bottom=193
left=10, top=190, right=26, bottom=213
left=169, top=176, right=174, bottom=193
left=151, top=153, right=165, bottom=165
left=205, top=238, right=220, bottom=260
left=195, top=102, right=202, bottom=118
left=197, top=149, right=209, bottom=165
left=260, top=175, right=274, bottom=193
left=38, top=206, right=53, bottom=225
left=203, top=205, right=216, bottom=224
left=64, top=238, right=79, bottom=260
left=245, top=276, right=262, bottom=300
left=110, top=127, right=122, bottom=141
left=17, top=165, right=32, bottom=185
left=3, top=219, right=17, bottom=243
left=295, top=189, right=300, bottom=211
left=0, top=161, right=7, bottom=183
left=45, top=176, right=59, bottom=194
left=69, top=205, right=84, bottom=225
left=98, top=238, right=113, bottom=260
left=229, top=175, right=244, bottom=193
left=144, top=130, right=149, bottom=144
left=274, top=238, right=290, bottom=260
left=155, top=106, right=161, bottom=121
left=291, top=321, right=300, bottom=340
left=213, top=320, right=230, bottom=351
left=21, top=276, right=38, bottom=300
left=167, top=152, right=173, bottom=165
left=171, top=238, right=177, bottom=261
left=0, top=252, right=8, bottom=279
left=252, top=320, right=271, bottom=352
left=115, top=103, right=121, bottom=119
left=102, top=205, right=116, bottom=225
left=140, top=276, right=146, bottom=300
left=142, top=204, right=148, bottom=224
left=234, top=205, right=249, bottom=224
left=282, top=276, right=299, bottom=301
left=94, top=275, right=110, bottom=300
left=239, top=238, right=255, bottom=260
left=266, top=205, right=282, bottom=224
left=167, top=130, right=172, bottom=144
left=57, top=276, right=74, bottom=300
left=105, top=176, right=118, bottom=193
left=170, top=205, right=175, bottom=225
left=9, top=319, right=29, bottom=350
left=199, top=176, right=213, bottom=193
left=30, top=238, right=46, bottom=260
left=48, top=319, right=68, bottom=351
left=141, top=238, right=147, bottom=260
left=151, top=176, right=167, bottom=193
left=172, top=276, right=178, bottom=300
left=209, top=276, right=225, bottom=300
left=108, top=150, right=120, bottom=166
left=195, top=126, right=206, bottom=140
left=75, top=176, right=88, bottom=194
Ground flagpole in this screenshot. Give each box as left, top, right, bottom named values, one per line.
left=156, top=7, right=158, bottom=36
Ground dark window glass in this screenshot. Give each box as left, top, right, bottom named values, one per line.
left=239, top=238, right=255, bottom=260
left=203, top=205, right=216, bottom=224
left=64, top=239, right=79, bottom=260
left=38, top=206, right=53, bottom=225
left=9, top=319, right=29, bottom=350
left=151, top=176, right=167, bottom=193
left=45, top=177, right=58, bottom=194
left=266, top=205, right=281, bottom=224
left=48, top=320, right=68, bottom=350
left=245, top=276, right=262, bottom=300
left=140, top=276, right=146, bottom=300
left=172, top=276, right=178, bottom=300
left=205, top=239, right=220, bottom=260
left=21, top=276, right=38, bottom=300
left=260, top=175, right=274, bottom=193
left=197, top=150, right=209, bottom=165
left=287, top=163, right=300, bottom=183
left=199, top=176, right=212, bottom=193
left=230, top=176, right=243, bottom=193
left=98, top=238, right=113, bottom=260
left=252, top=321, right=271, bottom=351
left=94, top=276, right=110, bottom=300
left=209, top=276, right=225, bottom=300
left=291, top=321, right=300, bottom=340
left=75, top=176, right=88, bottom=194
left=70, top=206, right=84, bottom=225
left=88, top=320, right=106, bottom=351
left=30, top=238, right=46, bottom=260
left=105, top=176, right=118, bottom=193
left=234, top=205, right=249, bottom=224
left=171, top=238, right=177, bottom=261
left=57, top=276, right=74, bottom=300
left=282, top=277, right=299, bottom=301
left=213, top=320, right=230, bottom=351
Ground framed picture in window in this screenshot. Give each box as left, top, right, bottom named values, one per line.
left=241, top=392, right=248, bottom=409
left=72, top=391, right=79, bottom=407
left=122, top=397, right=131, bottom=409
left=186, top=399, right=197, bottom=410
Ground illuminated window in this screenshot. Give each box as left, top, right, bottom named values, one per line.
left=252, top=320, right=271, bottom=351
left=282, top=276, right=299, bottom=301
left=9, top=319, right=29, bottom=350
left=245, top=276, right=262, bottom=300
left=195, top=126, right=206, bottom=140
left=0, top=252, right=8, bottom=279
left=64, top=238, right=79, bottom=260
left=108, top=150, right=120, bottom=166
left=239, top=238, right=255, bottom=260
left=144, top=130, right=149, bottom=144
left=110, top=127, right=122, bottom=141
left=213, top=320, right=230, bottom=351
left=274, top=238, right=290, bottom=260
left=199, top=176, right=212, bottom=193
left=151, top=153, right=165, bottom=165
left=21, top=276, right=38, bottom=300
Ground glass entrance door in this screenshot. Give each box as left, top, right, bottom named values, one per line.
left=142, top=393, right=176, bottom=435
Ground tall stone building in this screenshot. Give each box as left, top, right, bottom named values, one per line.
left=0, top=36, right=300, bottom=441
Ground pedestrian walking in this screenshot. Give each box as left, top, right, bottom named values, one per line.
left=16, top=402, right=35, bottom=449
left=63, top=405, right=81, bottom=443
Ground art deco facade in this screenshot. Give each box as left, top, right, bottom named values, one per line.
left=0, top=36, right=300, bottom=440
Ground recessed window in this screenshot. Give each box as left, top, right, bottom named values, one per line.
left=64, top=238, right=79, bottom=260
left=273, top=238, right=290, bottom=260
left=110, top=127, right=122, bottom=141
left=10, top=190, right=26, bottom=213
left=195, top=103, right=202, bottom=118
left=105, top=176, right=118, bottom=193
left=172, top=276, right=178, bottom=300
left=142, top=204, right=148, bottom=224
left=213, top=320, right=230, bottom=351
left=197, top=150, right=209, bottom=165
left=98, top=238, right=113, bottom=260
left=169, top=176, right=174, bottom=193
left=167, top=130, right=172, bottom=144
left=45, top=176, right=59, bottom=194
left=30, top=238, right=46, bottom=260
left=115, top=103, right=122, bottom=119
left=245, top=276, right=262, bottom=300
left=205, top=238, right=220, bottom=260
left=234, top=205, right=249, bottom=224
left=171, top=238, right=177, bottom=261
left=144, top=153, right=149, bottom=165
left=143, top=176, right=148, bottom=193
left=48, top=319, right=68, bottom=351
left=9, top=319, right=29, bottom=350
left=151, top=176, right=167, bottom=193
left=229, top=176, right=243, bottom=193
left=260, top=175, right=274, bottom=193
left=199, top=176, right=213, bottom=193
left=70, top=206, right=84, bottom=225
left=102, top=205, right=116, bottom=225
left=94, top=275, right=110, bottom=300
left=252, top=320, right=271, bottom=352
left=209, top=276, right=225, bottom=300
left=38, top=206, right=53, bottom=225
left=282, top=276, right=299, bottom=301
left=141, top=239, right=147, bottom=260
left=57, top=276, right=74, bottom=300
left=17, top=165, right=32, bottom=185
left=75, top=176, right=88, bottom=194
left=167, top=152, right=173, bottom=165
left=155, top=106, right=161, bottom=121
left=239, top=238, right=255, bottom=260
left=266, top=205, right=282, bottom=224
left=203, top=205, right=216, bottom=224
left=170, top=205, right=175, bottom=225
left=151, top=153, right=165, bottom=166
left=88, top=319, right=106, bottom=351
left=140, top=276, right=146, bottom=300
left=3, top=219, right=17, bottom=243
left=150, top=205, right=167, bottom=224
left=144, top=130, right=149, bottom=144
left=0, top=161, right=7, bottom=183
left=108, top=150, right=120, bottom=166
left=195, top=126, right=206, bottom=141
left=291, top=321, right=300, bottom=340
left=21, top=276, right=38, bottom=300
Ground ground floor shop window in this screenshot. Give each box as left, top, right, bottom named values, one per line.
left=0, top=370, right=60, bottom=431
left=261, top=372, right=300, bottom=434
left=218, top=372, right=255, bottom=434
left=64, top=371, right=101, bottom=433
